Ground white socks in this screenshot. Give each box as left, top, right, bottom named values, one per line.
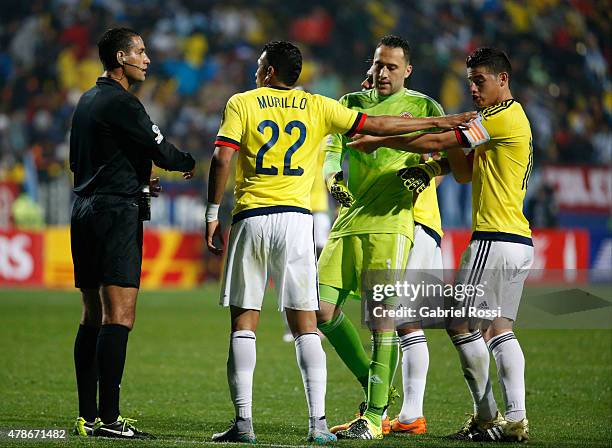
left=451, top=331, right=498, bottom=421
left=398, top=330, right=429, bottom=422
left=227, top=330, right=256, bottom=419
left=488, top=331, right=526, bottom=422
left=295, top=332, right=327, bottom=426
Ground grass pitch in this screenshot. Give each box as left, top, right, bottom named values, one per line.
left=0, top=285, right=610, bottom=447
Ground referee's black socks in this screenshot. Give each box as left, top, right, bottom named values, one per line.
left=74, top=324, right=100, bottom=422
left=97, top=324, right=130, bottom=424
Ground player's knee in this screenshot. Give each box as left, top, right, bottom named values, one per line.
left=81, top=310, right=102, bottom=327
left=102, top=308, right=135, bottom=330
left=315, top=301, right=336, bottom=325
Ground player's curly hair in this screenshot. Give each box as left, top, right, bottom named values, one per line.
left=466, top=47, right=512, bottom=78
left=98, top=27, right=139, bottom=70
left=377, top=35, right=411, bottom=63
left=262, top=41, right=302, bottom=86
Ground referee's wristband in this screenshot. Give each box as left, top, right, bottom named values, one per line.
left=205, top=203, right=220, bottom=222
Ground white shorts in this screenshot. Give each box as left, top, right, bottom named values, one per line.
left=220, top=212, right=319, bottom=311
left=398, top=224, right=444, bottom=326
left=455, top=239, right=534, bottom=321
left=313, top=211, right=331, bottom=250
left=406, top=224, right=443, bottom=270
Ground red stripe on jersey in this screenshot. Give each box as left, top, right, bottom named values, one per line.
left=346, top=113, right=368, bottom=138
left=215, top=137, right=240, bottom=151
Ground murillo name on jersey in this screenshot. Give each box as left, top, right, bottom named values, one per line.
left=257, top=95, right=307, bottom=110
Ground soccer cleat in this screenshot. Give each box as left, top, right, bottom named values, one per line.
left=93, top=416, right=154, bottom=439
left=307, top=428, right=337, bottom=445
left=390, top=416, right=427, bottom=434
left=329, top=401, right=366, bottom=433
left=469, top=418, right=529, bottom=443
left=336, top=417, right=383, bottom=440
left=381, top=414, right=391, bottom=435
left=212, top=419, right=257, bottom=444
left=381, top=385, right=399, bottom=435
left=72, top=417, right=97, bottom=436
left=447, top=411, right=504, bottom=440
left=332, top=384, right=398, bottom=435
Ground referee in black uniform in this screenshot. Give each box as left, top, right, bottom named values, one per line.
left=70, top=28, right=195, bottom=439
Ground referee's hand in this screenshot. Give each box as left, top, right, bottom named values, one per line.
left=150, top=177, right=162, bottom=197
left=206, top=220, right=225, bottom=256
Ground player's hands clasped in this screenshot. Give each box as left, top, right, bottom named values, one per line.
left=435, top=111, right=478, bottom=129
left=327, top=171, right=354, bottom=208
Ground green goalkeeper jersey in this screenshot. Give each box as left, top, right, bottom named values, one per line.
left=327, top=87, right=445, bottom=240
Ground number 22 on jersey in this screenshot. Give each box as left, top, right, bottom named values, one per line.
left=255, top=120, right=306, bottom=176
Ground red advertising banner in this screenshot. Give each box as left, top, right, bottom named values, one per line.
left=0, top=227, right=593, bottom=288
left=541, top=165, right=612, bottom=213
left=0, top=230, right=43, bottom=286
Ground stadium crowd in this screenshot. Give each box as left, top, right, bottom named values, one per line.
left=0, top=0, right=609, bottom=226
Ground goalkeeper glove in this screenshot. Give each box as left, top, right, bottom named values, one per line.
left=326, top=171, right=354, bottom=208
left=397, top=159, right=442, bottom=193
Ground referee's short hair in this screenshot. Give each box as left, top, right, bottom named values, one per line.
left=98, top=27, right=139, bottom=70
left=262, top=41, right=302, bottom=86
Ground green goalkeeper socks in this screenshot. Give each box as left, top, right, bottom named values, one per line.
left=363, top=331, right=396, bottom=427
left=388, top=333, right=399, bottom=395
left=318, top=310, right=370, bottom=398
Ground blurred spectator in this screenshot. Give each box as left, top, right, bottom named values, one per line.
left=526, top=184, right=559, bottom=228
left=0, top=0, right=608, bottom=228
left=11, top=186, right=44, bottom=230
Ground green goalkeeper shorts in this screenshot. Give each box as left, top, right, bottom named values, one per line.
left=318, top=233, right=413, bottom=304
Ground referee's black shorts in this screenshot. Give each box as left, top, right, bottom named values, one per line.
left=71, top=194, right=143, bottom=289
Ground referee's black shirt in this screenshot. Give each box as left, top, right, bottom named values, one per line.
left=70, top=77, right=196, bottom=197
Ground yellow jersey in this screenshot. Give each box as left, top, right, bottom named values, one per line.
left=310, top=140, right=329, bottom=212
left=469, top=99, right=533, bottom=243
left=413, top=177, right=443, bottom=240
left=215, top=86, right=364, bottom=220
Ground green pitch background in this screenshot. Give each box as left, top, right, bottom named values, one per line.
left=0, top=285, right=610, bottom=447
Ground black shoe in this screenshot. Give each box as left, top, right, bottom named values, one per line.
left=93, top=416, right=155, bottom=439
left=336, top=418, right=383, bottom=440
left=447, top=412, right=505, bottom=440
left=469, top=419, right=529, bottom=443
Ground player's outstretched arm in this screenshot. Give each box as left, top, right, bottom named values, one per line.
left=359, top=111, right=476, bottom=136
left=205, top=145, right=235, bottom=255
left=348, top=130, right=473, bottom=183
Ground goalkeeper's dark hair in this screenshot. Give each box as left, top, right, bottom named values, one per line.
left=377, top=35, right=411, bottom=63
left=98, top=27, right=139, bottom=70
left=466, top=47, right=512, bottom=78
left=262, top=41, right=302, bottom=86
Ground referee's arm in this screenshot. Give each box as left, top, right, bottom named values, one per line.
left=112, top=95, right=196, bottom=172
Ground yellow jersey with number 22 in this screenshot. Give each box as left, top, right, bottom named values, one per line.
left=215, top=86, right=365, bottom=219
